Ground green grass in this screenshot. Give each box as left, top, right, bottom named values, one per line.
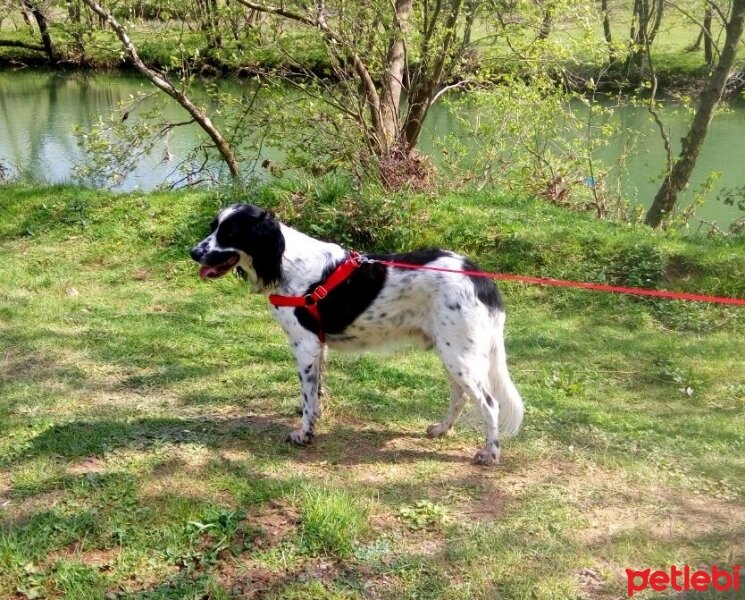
left=0, top=183, right=744, bottom=598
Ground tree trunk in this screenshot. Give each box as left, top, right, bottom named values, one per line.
left=403, top=0, right=462, bottom=151
left=461, top=0, right=478, bottom=48
left=20, top=3, right=35, bottom=31
left=600, top=0, right=614, bottom=59
left=703, top=5, right=713, bottom=67
left=687, top=27, right=703, bottom=52
left=197, top=0, right=223, bottom=49
left=625, top=0, right=645, bottom=73
left=625, top=0, right=663, bottom=75
left=22, top=1, right=56, bottom=63
left=68, top=0, right=82, bottom=23
left=380, top=0, right=413, bottom=152
left=645, top=0, right=745, bottom=227
left=80, top=0, right=241, bottom=179
left=538, top=5, right=553, bottom=40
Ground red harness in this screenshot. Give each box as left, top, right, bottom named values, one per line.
left=268, top=252, right=362, bottom=343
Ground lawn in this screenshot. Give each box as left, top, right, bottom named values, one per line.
left=0, top=184, right=744, bottom=599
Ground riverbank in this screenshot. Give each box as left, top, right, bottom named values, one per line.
left=1, top=183, right=743, bottom=598
left=2, top=17, right=744, bottom=96
left=3, top=67, right=745, bottom=231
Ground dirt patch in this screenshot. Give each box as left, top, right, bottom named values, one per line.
left=0, top=489, right=66, bottom=527
left=248, top=501, right=299, bottom=550
left=578, top=484, right=745, bottom=550
left=218, top=558, right=345, bottom=599
left=42, top=545, right=121, bottom=571
left=454, top=481, right=510, bottom=522
left=65, top=456, right=108, bottom=476
left=219, top=561, right=278, bottom=599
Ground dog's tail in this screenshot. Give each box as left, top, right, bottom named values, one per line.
left=489, top=312, right=524, bottom=437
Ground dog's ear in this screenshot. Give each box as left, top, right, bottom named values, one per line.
left=245, top=214, right=285, bottom=286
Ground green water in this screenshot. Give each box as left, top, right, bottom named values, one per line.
left=1, top=69, right=742, bottom=227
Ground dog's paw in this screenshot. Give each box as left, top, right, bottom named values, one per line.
left=426, top=423, right=452, bottom=438
left=286, top=429, right=314, bottom=446
left=473, top=447, right=500, bottom=467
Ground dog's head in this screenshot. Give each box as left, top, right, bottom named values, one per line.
left=190, top=204, right=285, bottom=288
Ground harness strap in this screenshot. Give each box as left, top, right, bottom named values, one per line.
left=268, top=251, right=362, bottom=342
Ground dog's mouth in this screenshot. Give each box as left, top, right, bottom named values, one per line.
left=199, top=254, right=240, bottom=279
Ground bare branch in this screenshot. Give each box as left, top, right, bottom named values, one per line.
left=232, top=0, right=385, bottom=152
left=79, top=0, right=241, bottom=179
left=665, top=0, right=722, bottom=62
left=430, top=80, right=474, bottom=106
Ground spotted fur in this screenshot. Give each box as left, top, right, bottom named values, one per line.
left=191, top=204, right=524, bottom=466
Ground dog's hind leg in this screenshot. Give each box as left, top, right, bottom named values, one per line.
left=436, top=335, right=501, bottom=466
left=455, top=374, right=501, bottom=466
left=287, top=338, right=325, bottom=445
left=427, top=378, right=467, bottom=438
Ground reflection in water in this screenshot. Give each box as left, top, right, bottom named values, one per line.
left=0, top=69, right=743, bottom=225
left=0, top=70, right=239, bottom=189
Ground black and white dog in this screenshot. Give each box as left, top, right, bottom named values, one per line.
left=191, top=204, right=523, bottom=466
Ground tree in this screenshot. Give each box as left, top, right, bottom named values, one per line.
left=599, top=0, right=614, bottom=59
left=645, top=0, right=745, bottom=227
left=685, top=1, right=716, bottom=67
left=625, top=0, right=665, bottom=75
left=0, top=1, right=58, bottom=62
left=80, top=0, right=241, bottom=179
left=231, top=0, right=474, bottom=185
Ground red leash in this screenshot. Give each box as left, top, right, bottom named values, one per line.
left=368, top=259, right=745, bottom=306
left=269, top=252, right=744, bottom=343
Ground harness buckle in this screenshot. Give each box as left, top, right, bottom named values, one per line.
left=313, top=285, right=329, bottom=300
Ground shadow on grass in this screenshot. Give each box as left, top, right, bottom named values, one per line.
left=2, top=414, right=477, bottom=471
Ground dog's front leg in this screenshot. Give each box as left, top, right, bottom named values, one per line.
left=286, top=339, right=324, bottom=445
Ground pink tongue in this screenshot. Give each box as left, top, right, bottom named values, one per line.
left=199, top=265, right=218, bottom=279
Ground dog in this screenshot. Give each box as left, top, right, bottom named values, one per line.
left=190, top=203, right=523, bottom=466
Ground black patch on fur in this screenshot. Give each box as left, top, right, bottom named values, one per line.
left=447, top=302, right=462, bottom=311
left=216, top=204, right=285, bottom=286
left=485, top=393, right=495, bottom=408
left=384, top=248, right=450, bottom=268
left=462, top=259, right=503, bottom=312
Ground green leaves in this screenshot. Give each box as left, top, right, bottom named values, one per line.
left=397, top=500, right=449, bottom=530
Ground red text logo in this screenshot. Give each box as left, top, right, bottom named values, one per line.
left=626, top=565, right=741, bottom=597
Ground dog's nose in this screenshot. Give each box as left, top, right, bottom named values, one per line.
left=190, top=246, right=202, bottom=262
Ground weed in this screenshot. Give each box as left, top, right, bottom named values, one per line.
left=397, top=500, right=449, bottom=531
left=653, top=357, right=704, bottom=393
left=298, top=489, right=369, bottom=559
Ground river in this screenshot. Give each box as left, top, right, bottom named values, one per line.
left=0, top=69, right=742, bottom=227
